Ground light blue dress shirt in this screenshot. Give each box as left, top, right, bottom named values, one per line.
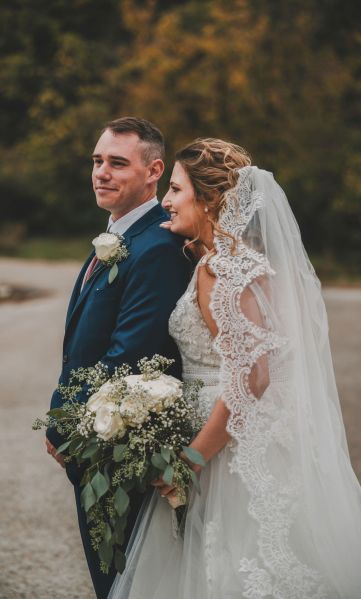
left=107, top=197, right=158, bottom=235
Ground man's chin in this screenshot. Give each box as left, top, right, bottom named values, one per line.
left=95, top=196, right=115, bottom=211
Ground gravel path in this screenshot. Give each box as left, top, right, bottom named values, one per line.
left=0, top=258, right=360, bottom=599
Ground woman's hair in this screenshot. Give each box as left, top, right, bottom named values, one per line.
left=175, top=137, right=251, bottom=254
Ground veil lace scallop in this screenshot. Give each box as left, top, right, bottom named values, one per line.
left=206, top=166, right=361, bottom=598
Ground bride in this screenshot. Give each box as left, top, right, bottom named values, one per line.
left=109, top=138, right=361, bottom=598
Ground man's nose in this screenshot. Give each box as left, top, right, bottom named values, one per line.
left=95, top=163, right=111, bottom=180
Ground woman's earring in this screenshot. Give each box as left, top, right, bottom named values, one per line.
left=204, top=207, right=209, bottom=213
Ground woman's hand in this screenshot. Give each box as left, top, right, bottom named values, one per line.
left=151, top=477, right=187, bottom=508
left=151, top=475, right=177, bottom=498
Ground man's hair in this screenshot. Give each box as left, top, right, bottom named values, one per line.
left=103, top=116, right=165, bottom=163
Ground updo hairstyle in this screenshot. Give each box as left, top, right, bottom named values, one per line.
left=175, top=137, right=251, bottom=253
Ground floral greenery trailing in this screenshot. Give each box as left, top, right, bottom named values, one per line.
left=33, top=355, right=204, bottom=574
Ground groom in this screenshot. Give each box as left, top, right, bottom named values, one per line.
left=45, top=117, right=191, bottom=598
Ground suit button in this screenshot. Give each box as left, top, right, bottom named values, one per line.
left=63, top=354, right=69, bottom=363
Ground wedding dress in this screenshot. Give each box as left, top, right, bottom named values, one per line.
left=108, top=167, right=361, bottom=599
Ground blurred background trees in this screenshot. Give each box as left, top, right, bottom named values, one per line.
left=0, top=0, right=360, bottom=275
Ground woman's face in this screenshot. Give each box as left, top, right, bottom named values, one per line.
left=162, top=161, right=207, bottom=238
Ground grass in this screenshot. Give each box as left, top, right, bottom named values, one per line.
left=0, top=237, right=91, bottom=262
left=311, top=255, right=361, bottom=287
left=0, top=237, right=360, bottom=286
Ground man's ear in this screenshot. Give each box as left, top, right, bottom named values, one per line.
left=148, top=159, right=165, bottom=183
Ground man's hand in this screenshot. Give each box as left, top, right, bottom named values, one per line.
left=45, top=438, right=65, bottom=468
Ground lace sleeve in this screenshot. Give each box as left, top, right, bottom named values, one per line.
left=209, top=253, right=285, bottom=441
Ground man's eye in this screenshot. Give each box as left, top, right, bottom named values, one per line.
left=93, top=159, right=102, bottom=165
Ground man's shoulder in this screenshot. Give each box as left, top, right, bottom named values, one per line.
left=130, top=217, right=185, bottom=253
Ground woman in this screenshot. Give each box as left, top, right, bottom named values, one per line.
left=109, top=138, right=361, bottom=598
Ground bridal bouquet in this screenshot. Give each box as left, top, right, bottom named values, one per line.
left=33, top=355, right=204, bottom=574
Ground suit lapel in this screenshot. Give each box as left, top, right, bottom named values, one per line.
left=65, top=250, right=95, bottom=328
left=73, top=261, right=107, bottom=309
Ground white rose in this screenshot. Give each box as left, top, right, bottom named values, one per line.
left=92, top=233, right=120, bottom=261
left=86, top=381, right=117, bottom=412
left=118, top=399, right=149, bottom=427
left=124, top=374, right=182, bottom=411
left=93, top=403, right=126, bottom=441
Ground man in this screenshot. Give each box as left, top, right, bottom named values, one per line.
left=46, top=117, right=191, bottom=598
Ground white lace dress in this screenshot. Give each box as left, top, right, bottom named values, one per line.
left=108, top=265, right=333, bottom=599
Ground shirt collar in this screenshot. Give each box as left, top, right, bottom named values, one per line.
left=107, top=197, right=158, bottom=235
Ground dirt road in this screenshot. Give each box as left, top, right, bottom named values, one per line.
left=0, top=259, right=360, bottom=599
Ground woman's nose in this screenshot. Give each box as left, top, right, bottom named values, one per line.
left=161, top=193, right=171, bottom=210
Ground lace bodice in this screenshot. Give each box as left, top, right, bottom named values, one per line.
left=169, top=265, right=221, bottom=421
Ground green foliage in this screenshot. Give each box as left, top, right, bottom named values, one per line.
left=92, top=471, right=110, bottom=501
left=114, top=487, right=130, bottom=517
left=1, top=0, right=359, bottom=263
left=81, top=482, right=97, bottom=512
left=108, top=263, right=118, bottom=285
left=182, top=446, right=206, bottom=467
left=113, top=444, right=127, bottom=462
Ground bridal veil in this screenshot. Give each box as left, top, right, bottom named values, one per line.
left=208, top=166, right=361, bottom=597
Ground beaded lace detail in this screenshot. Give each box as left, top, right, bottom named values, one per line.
left=169, top=267, right=220, bottom=423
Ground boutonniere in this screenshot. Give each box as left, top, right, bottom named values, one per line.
left=92, top=232, right=129, bottom=284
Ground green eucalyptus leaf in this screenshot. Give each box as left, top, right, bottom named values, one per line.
left=55, top=440, right=72, bottom=453
left=151, top=453, right=167, bottom=470
left=108, top=263, right=118, bottom=285
left=69, top=437, right=84, bottom=453
left=81, top=444, right=98, bottom=459
left=114, top=487, right=129, bottom=517
left=113, top=444, right=127, bottom=462
left=80, top=482, right=97, bottom=512
left=90, top=449, right=101, bottom=465
left=46, top=408, right=68, bottom=419
left=122, top=479, right=135, bottom=493
left=114, top=527, right=125, bottom=545
left=103, top=463, right=111, bottom=486
left=160, top=446, right=171, bottom=463
left=182, top=446, right=206, bottom=467
left=163, top=465, right=174, bottom=486
left=103, top=522, right=112, bottom=543
left=98, top=539, right=113, bottom=566
left=91, top=471, right=109, bottom=501
left=115, top=515, right=127, bottom=535
left=114, top=549, right=126, bottom=574
left=190, top=470, right=201, bottom=494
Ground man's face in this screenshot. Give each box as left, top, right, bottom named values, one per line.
left=92, top=130, right=154, bottom=218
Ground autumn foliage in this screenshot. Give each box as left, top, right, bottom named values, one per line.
left=0, top=0, right=360, bottom=266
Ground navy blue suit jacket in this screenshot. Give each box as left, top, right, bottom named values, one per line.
left=47, top=204, right=191, bottom=449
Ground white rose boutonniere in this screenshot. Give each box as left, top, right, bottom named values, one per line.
left=92, top=232, right=129, bottom=284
